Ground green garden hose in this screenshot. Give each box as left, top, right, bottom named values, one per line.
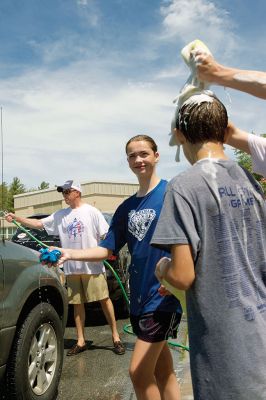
left=103, top=260, right=130, bottom=309
left=6, top=216, right=189, bottom=352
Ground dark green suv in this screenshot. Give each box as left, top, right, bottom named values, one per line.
left=0, top=239, right=68, bottom=400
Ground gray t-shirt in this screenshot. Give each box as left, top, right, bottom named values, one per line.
left=151, top=158, right=266, bottom=400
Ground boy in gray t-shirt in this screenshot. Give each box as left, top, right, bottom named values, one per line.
left=151, top=92, right=266, bottom=400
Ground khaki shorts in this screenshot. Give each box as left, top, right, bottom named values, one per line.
left=66, top=273, right=109, bottom=304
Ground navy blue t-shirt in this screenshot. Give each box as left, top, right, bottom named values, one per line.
left=100, top=179, right=182, bottom=316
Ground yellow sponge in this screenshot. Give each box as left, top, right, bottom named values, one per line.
left=181, top=39, right=211, bottom=67
left=162, top=278, right=187, bottom=316
left=175, top=39, right=212, bottom=104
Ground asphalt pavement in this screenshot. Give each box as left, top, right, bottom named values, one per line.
left=57, top=317, right=193, bottom=400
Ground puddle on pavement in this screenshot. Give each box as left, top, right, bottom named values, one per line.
left=56, top=316, right=193, bottom=400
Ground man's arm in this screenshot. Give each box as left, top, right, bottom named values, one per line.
left=156, top=244, right=195, bottom=291
left=5, top=212, right=44, bottom=229
left=225, top=121, right=251, bottom=154
left=194, top=51, right=266, bottom=100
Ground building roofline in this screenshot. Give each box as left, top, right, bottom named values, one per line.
left=14, top=180, right=139, bottom=198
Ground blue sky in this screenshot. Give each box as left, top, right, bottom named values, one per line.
left=0, top=0, right=266, bottom=189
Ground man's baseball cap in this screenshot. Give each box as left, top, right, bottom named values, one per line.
left=56, top=180, right=82, bottom=193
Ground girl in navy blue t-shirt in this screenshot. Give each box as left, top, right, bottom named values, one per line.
left=59, top=135, right=182, bottom=400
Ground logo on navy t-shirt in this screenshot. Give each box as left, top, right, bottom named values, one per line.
left=128, top=209, right=156, bottom=241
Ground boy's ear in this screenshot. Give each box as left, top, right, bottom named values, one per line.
left=174, top=128, right=186, bottom=145
left=223, top=125, right=231, bottom=144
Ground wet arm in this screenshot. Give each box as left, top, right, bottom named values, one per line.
left=195, top=52, right=266, bottom=100
left=225, top=122, right=250, bottom=154
left=59, top=246, right=112, bottom=263
left=214, top=67, right=266, bottom=100
left=5, top=212, right=43, bottom=229
left=159, top=244, right=195, bottom=290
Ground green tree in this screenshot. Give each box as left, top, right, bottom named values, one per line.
left=38, top=181, right=49, bottom=190
left=0, top=182, right=9, bottom=211
left=7, top=177, right=26, bottom=212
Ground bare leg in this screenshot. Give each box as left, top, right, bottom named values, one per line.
left=155, top=343, right=180, bottom=400
left=99, top=297, right=120, bottom=342
left=129, top=338, right=180, bottom=400
left=73, top=303, right=86, bottom=347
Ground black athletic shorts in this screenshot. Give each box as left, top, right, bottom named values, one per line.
left=130, top=311, right=181, bottom=343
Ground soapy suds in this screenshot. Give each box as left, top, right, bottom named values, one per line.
left=170, top=40, right=213, bottom=161
left=198, top=157, right=219, bottom=180
left=177, top=91, right=214, bottom=132
left=180, top=91, right=214, bottom=108
left=193, top=50, right=209, bottom=66
left=170, top=91, right=216, bottom=160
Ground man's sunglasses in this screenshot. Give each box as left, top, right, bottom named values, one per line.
left=62, top=189, right=75, bottom=195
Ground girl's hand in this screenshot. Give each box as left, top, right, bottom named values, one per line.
left=158, top=284, right=171, bottom=297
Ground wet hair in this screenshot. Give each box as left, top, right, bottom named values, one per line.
left=176, top=95, right=228, bottom=144
left=125, top=135, right=158, bottom=154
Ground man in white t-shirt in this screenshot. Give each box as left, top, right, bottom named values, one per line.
left=5, top=180, right=125, bottom=356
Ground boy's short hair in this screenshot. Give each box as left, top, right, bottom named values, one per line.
left=176, top=93, right=228, bottom=144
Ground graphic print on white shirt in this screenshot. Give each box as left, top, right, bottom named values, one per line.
left=128, top=209, right=156, bottom=241
left=67, top=217, right=85, bottom=239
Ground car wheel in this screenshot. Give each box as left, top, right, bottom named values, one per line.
left=6, top=303, right=64, bottom=400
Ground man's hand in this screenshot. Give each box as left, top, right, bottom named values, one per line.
left=192, top=49, right=221, bottom=83
left=4, top=212, right=16, bottom=223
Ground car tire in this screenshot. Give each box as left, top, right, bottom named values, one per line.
left=6, top=303, right=64, bottom=400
